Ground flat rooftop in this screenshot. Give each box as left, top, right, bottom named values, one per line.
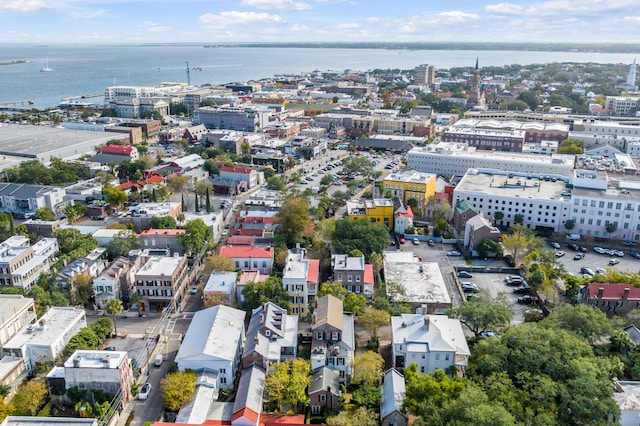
left=64, top=350, right=127, bottom=369
left=0, top=124, right=126, bottom=158
left=137, top=255, right=183, bottom=277
left=383, top=258, right=451, bottom=306
left=1, top=417, right=97, bottom=426
left=4, top=307, right=85, bottom=350
left=204, top=272, right=237, bottom=294
left=455, top=170, right=570, bottom=201
left=0, top=295, right=34, bottom=324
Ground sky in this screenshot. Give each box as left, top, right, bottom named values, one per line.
left=1, top=0, right=640, bottom=44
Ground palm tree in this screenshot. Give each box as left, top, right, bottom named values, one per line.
left=177, top=213, right=186, bottom=228
left=369, top=252, right=383, bottom=284
left=105, top=299, right=123, bottom=338
left=129, top=292, right=143, bottom=316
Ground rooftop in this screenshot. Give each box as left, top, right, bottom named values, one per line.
left=1, top=417, right=97, bottom=426
left=332, top=254, right=364, bottom=272
left=137, top=254, right=184, bottom=277
left=383, top=257, right=451, bottom=306
left=384, top=169, right=435, bottom=184
left=219, top=245, right=274, bottom=259
left=63, top=350, right=127, bottom=369
left=391, top=314, right=470, bottom=356
left=455, top=169, right=570, bottom=201
left=312, top=295, right=343, bottom=331
left=203, top=272, right=238, bottom=294
left=0, top=295, right=34, bottom=326
left=176, top=305, right=246, bottom=364
left=4, top=307, right=85, bottom=350
left=381, top=369, right=405, bottom=419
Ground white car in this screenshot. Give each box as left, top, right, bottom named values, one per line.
left=549, top=242, right=561, bottom=249
left=138, top=383, right=152, bottom=400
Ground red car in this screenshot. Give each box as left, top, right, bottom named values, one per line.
left=399, top=237, right=405, bottom=244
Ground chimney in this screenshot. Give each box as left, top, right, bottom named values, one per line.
left=624, top=288, right=630, bottom=300
left=423, top=316, right=430, bottom=330
left=73, top=357, right=81, bottom=368
left=597, top=287, right=604, bottom=299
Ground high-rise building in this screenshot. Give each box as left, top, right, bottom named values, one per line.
left=414, top=64, right=435, bottom=86
left=627, top=58, right=637, bottom=89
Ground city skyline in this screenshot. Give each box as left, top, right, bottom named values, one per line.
left=1, top=0, right=640, bottom=45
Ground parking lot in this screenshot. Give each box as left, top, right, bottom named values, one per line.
left=551, top=241, right=640, bottom=276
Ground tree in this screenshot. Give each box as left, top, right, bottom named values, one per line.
left=564, top=219, right=575, bottom=231
left=541, top=304, right=613, bottom=345
left=129, top=291, right=143, bottom=315
left=447, top=292, right=513, bottom=337
left=149, top=216, right=177, bottom=229
left=105, top=298, right=123, bottom=338
left=352, top=351, right=384, bottom=386
left=352, top=385, right=381, bottom=410
left=181, top=193, right=187, bottom=212
left=476, top=239, right=503, bottom=258
left=166, top=175, right=189, bottom=195
left=357, top=307, right=390, bottom=339
left=344, top=292, right=366, bottom=315
left=333, top=219, right=389, bottom=259
left=178, top=219, right=211, bottom=256
left=194, top=193, right=200, bottom=212
left=103, top=186, right=127, bottom=210
left=106, top=231, right=140, bottom=260
left=240, top=141, right=252, bottom=155
left=265, top=359, right=311, bottom=413
left=316, top=282, right=347, bottom=299
left=606, top=222, right=618, bottom=234
left=177, top=212, right=186, bottom=227
left=70, top=273, right=94, bottom=308
left=65, top=205, right=79, bottom=224
left=501, top=229, right=529, bottom=262
left=267, top=175, right=286, bottom=191
left=204, top=254, right=236, bottom=274
left=205, top=187, right=212, bottom=212
left=35, top=206, right=55, bottom=221
left=9, top=379, right=47, bottom=415
left=160, top=371, right=197, bottom=412
left=275, top=194, right=311, bottom=247
left=320, top=174, right=334, bottom=186
left=557, top=137, right=585, bottom=154
left=326, top=406, right=378, bottom=426
left=241, top=276, right=291, bottom=312
left=194, top=179, right=214, bottom=197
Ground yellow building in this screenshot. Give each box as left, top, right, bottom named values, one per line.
left=382, top=170, right=436, bottom=203
left=345, top=198, right=395, bottom=230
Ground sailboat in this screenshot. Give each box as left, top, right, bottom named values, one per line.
left=40, top=58, right=53, bottom=72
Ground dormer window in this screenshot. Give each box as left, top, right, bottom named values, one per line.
left=265, top=329, right=271, bottom=337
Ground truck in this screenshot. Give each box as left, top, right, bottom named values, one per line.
left=154, top=354, right=163, bottom=367
left=566, top=234, right=581, bottom=241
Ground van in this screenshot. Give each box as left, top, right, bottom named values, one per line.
left=567, top=234, right=581, bottom=241
left=154, top=354, right=163, bottom=367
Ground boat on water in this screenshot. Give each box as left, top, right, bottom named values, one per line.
left=40, top=58, right=53, bottom=72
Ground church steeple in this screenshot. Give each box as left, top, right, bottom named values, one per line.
left=466, top=58, right=484, bottom=109
left=475, top=57, right=478, bottom=70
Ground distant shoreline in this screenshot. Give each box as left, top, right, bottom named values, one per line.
left=0, top=59, right=31, bottom=66
left=136, top=42, right=640, bottom=53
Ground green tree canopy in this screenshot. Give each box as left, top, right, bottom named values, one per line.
left=178, top=219, right=212, bottom=255
left=275, top=194, right=311, bottom=247
left=264, top=359, right=311, bottom=413
left=34, top=206, right=55, bottom=221
left=352, top=351, right=384, bottom=386
left=160, top=371, right=197, bottom=412
left=540, top=304, right=613, bottom=344
left=333, top=219, right=389, bottom=259
left=149, top=216, right=177, bottom=229
left=241, top=276, right=291, bottom=312
left=357, top=307, right=391, bottom=339
left=105, top=231, right=140, bottom=260
left=446, top=292, right=513, bottom=337
left=103, top=186, right=127, bottom=209
left=266, top=175, right=286, bottom=191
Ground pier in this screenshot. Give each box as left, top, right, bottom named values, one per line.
left=0, top=100, right=35, bottom=112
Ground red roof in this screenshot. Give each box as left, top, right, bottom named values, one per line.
left=220, top=166, right=253, bottom=175
left=102, top=145, right=133, bottom=155
left=146, top=174, right=164, bottom=184
left=261, top=414, right=306, bottom=425
left=396, top=205, right=413, bottom=218
left=587, top=283, right=640, bottom=300
left=220, top=245, right=274, bottom=259
left=232, top=408, right=260, bottom=423
left=238, top=270, right=268, bottom=284
left=364, top=264, right=374, bottom=285
left=307, top=259, right=320, bottom=284
left=118, top=181, right=144, bottom=191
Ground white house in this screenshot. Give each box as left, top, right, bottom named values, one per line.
left=219, top=245, right=274, bottom=275
left=175, top=305, right=246, bottom=391
left=380, top=369, right=407, bottom=426
left=282, top=249, right=319, bottom=316
left=391, top=314, right=470, bottom=374
left=2, top=307, right=87, bottom=372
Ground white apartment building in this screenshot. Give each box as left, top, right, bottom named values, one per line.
left=453, top=169, right=572, bottom=233
left=0, top=237, right=58, bottom=292
left=2, top=307, right=86, bottom=372
left=605, top=96, right=640, bottom=115
left=407, top=143, right=575, bottom=177
left=0, top=295, right=37, bottom=350
left=282, top=249, right=319, bottom=316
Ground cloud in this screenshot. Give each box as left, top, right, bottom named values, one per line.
left=69, top=9, right=109, bottom=19
left=436, top=11, right=481, bottom=23
left=290, top=24, right=310, bottom=32
left=485, top=0, right=638, bottom=17
left=365, top=17, right=379, bottom=23
left=240, top=0, right=311, bottom=11
left=142, top=21, right=171, bottom=32
left=199, top=10, right=284, bottom=27
left=335, top=22, right=359, bottom=29
left=0, top=0, right=53, bottom=12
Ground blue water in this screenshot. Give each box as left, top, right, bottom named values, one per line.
left=0, top=44, right=637, bottom=109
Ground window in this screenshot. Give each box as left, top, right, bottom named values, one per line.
left=220, top=377, right=227, bottom=384
left=316, top=332, right=323, bottom=340
left=244, top=261, right=249, bottom=268
left=435, top=353, right=440, bottom=360
left=265, top=330, right=271, bottom=337
left=319, top=394, right=326, bottom=403
left=220, top=368, right=226, bottom=374
left=312, top=406, right=320, bottom=415
left=347, top=275, right=353, bottom=282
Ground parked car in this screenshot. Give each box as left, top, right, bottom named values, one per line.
left=191, top=286, right=198, bottom=295
left=631, top=252, right=640, bottom=259
left=428, top=240, right=435, bottom=247
left=447, top=251, right=462, bottom=257
left=579, top=246, right=588, bottom=253
left=596, top=267, right=606, bottom=274
left=399, top=237, right=406, bottom=244
left=103, top=346, right=116, bottom=351
left=461, top=282, right=479, bottom=292
left=138, top=383, right=152, bottom=400
left=549, top=242, right=561, bottom=249
left=513, top=285, right=531, bottom=294
left=555, top=251, right=565, bottom=258
left=581, top=267, right=595, bottom=276
left=412, top=238, right=419, bottom=245
left=614, top=250, right=625, bottom=257
left=594, top=247, right=605, bottom=254
left=573, top=253, right=585, bottom=260
left=567, top=243, right=579, bottom=251
left=505, top=277, right=524, bottom=286
left=458, top=271, right=473, bottom=278
left=517, top=295, right=535, bottom=305
left=609, top=258, right=620, bottom=266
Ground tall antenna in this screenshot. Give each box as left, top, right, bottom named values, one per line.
left=185, top=61, right=191, bottom=86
